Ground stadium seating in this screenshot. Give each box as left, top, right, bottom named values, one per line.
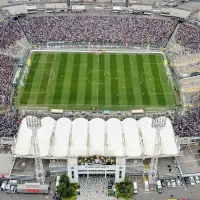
left=0, top=15, right=199, bottom=139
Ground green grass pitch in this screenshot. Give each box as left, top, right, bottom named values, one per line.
left=18, top=52, right=175, bottom=110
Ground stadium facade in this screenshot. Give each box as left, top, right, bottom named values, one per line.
left=13, top=116, right=179, bottom=183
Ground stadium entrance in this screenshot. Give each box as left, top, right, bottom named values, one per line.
left=78, top=174, right=116, bottom=199
left=67, top=156, right=126, bottom=184
left=78, top=169, right=116, bottom=178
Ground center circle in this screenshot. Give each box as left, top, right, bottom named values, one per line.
left=86, top=70, right=111, bottom=84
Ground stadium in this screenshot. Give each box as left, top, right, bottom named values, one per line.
left=0, top=0, right=200, bottom=199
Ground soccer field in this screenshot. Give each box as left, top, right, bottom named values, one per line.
left=19, top=51, right=175, bottom=110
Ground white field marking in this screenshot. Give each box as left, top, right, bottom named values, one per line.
left=140, top=63, right=172, bottom=94
left=97, top=55, right=100, bottom=108
left=143, top=62, right=170, bottom=86
left=140, top=72, right=172, bottom=95
left=49, top=71, right=55, bottom=82
left=143, top=63, right=164, bottom=64
left=32, top=61, right=53, bottom=64
left=46, top=59, right=56, bottom=96
left=31, top=49, right=165, bottom=56
left=22, top=92, right=46, bottom=94
left=20, top=63, right=54, bottom=105
left=18, top=103, right=175, bottom=106
left=86, top=70, right=111, bottom=85
left=18, top=64, right=39, bottom=105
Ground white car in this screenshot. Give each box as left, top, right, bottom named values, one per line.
left=5, top=184, right=10, bottom=191
left=189, top=177, right=195, bottom=185
left=1, top=181, right=7, bottom=191
left=171, top=179, right=176, bottom=188
left=194, top=176, right=200, bottom=184
left=175, top=178, right=181, bottom=186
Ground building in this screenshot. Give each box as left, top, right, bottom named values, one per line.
left=12, top=116, right=179, bottom=183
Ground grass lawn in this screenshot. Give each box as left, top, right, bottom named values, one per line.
left=18, top=51, right=175, bottom=110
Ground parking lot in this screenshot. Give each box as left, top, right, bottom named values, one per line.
left=1, top=175, right=200, bottom=200
left=1, top=183, right=200, bottom=200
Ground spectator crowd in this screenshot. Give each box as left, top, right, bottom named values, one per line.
left=19, top=16, right=175, bottom=46
left=171, top=106, right=200, bottom=138
left=0, top=111, right=21, bottom=137
left=175, top=23, right=200, bottom=53
left=0, top=15, right=199, bottom=139
left=0, top=55, right=15, bottom=106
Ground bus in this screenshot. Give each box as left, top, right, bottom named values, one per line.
left=156, top=180, right=162, bottom=193
left=55, top=176, right=60, bottom=191
left=144, top=181, right=149, bottom=192
left=160, top=12, right=170, bottom=17
left=133, top=182, right=138, bottom=194
left=168, top=199, right=178, bottom=200
left=26, top=5, right=37, bottom=14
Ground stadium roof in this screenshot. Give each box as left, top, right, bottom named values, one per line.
left=161, top=8, right=191, bottom=19
left=89, top=118, right=105, bottom=156
left=45, top=3, right=66, bottom=10
left=51, top=118, right=71, bottom=158
left=122, top=118, right=142, bottom=157
left=14, top=117, right=179, bottom=158
left=130, top=5, right=152, bottom=11
left=2, top=5, right=27, bottom=15
left=159, top=117, right=178, bottom=155
left=14, top=117, right=33, bottom=156
left=71, top=118, right=88, bottom=157
left=139, top=117, right=157, bottom=156
left=36, top=117, right=55, bottom=157
left=107, top=118, right=124, bottom=156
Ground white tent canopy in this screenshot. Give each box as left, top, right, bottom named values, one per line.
left=107, top=118, right=124, bottom=156
left=123, top=118, right=142, bottom=157
left=36, top=117, right=55, bottom=157
left=14, top=117, right=33, bottom=156
left=14, top=117, right=179, bottom=158
left=89, top=118, right=105, bottom=156
left=139, top=117, right=157, bottom=156
left=71, top=118, right=88, bottom=157
left=51, top=118, right=71, bottom=158
left=159, top=117, right=178, bottom=155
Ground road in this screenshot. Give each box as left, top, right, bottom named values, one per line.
left=0, top=192, right=53, bottom=200
left=135, top=184, right=200, bottom=200
left=1, top=181, right=200, bottom=200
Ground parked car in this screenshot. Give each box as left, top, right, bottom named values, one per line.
left=194, top=176, right=200, bottom=184
left=175, top=178, right=181, bottom=186
left=9, top=185, right=17, bottom=194
left=1, top=181, right=7, bottom=191
left=189, top=177, right=195, bottom=185
left=166, top=180, right=171, bottom=188
left=184, top=178, right=190, bottom=186
left=5, top=184, right=10, bottom=191
left=108, top=182, right=113, bottom=189
left=171, top=179, right=176, bottom=188
left=161, top=180, right=166, bottom=187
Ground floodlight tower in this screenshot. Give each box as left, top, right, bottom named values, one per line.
left=26, top=116, right=45, bottom=185
left=148, top=117, right=166, bottom=190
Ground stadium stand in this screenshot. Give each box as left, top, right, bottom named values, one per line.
left=18, top=16, right=176, bottom=46
left=0, top=55, right=15, bottom=107
left=0, top=13, right=199, bottom=140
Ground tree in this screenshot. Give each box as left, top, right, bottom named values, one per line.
left=116, top=176, right=133, bottom=199
left=60, top=174, right=70, bottom=187
left=56, top=174, right=73, bottom=198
